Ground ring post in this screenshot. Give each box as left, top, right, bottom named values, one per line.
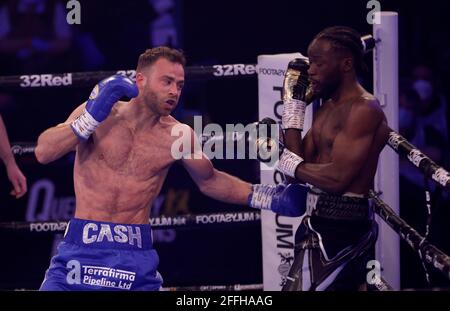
left=373, top=11, right=400, bottom=290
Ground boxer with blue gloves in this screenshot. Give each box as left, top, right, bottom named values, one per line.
left=35, top=46, right=311, bottom=291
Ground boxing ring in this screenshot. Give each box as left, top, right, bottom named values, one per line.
left=1, top=11, right=450, bottom=291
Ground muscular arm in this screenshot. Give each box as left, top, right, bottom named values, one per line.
left=35, top=103, right=86, bottom=164
left=180, top=126, right=251, bottom=205
left=284, top=129, right=315, bottom=183
left=284, top=128, right=302, bottom=155
left=284, top=129, right=316, bottom=161
left=183, top=156, right=252, bottom=205
left=294, top=102, right=383, bottom=194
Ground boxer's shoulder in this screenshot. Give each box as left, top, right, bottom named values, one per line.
left=161, top=114, right=180, bottom=126
left=110, top=100, right=130, bottom=118
left=164, top=117, right=194, bottom=134
left=350, top=97, right=384, bottom=122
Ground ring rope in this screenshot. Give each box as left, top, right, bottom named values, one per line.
left=0, top=211, right=261, bottom=233
left=10, top=129, right=255, bottom=157
left=11, top=142, right=36, bottom=156
left=0, top=64, right=257, bottom=90
left=387, top=130, right=450, bottom=192
left=369, top=190, right=450, bottom=280
left=0, top=34, right=374, bottom=91
left=11, top=126, right=255, bottom=157
left=14, top=130, right=450, bottom=195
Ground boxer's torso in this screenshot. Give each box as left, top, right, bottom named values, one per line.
left=73, top=102, right=179, bottom=224
left=309, top=94, right=388, bottom=194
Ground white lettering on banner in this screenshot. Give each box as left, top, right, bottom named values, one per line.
left=116, top=70, right=136, bottom=81
left=258, top=67, right=285, bottom=76
left=275, top=215, right=294, bottom=286
left=275, top=215, right=294, bottom=249
left=30, top=222, right=67, bottom=232
left=407, top=149, right=426, bottom=167
left=26, top=179, right=75, bottom=222
left=150, top=216, right=187, bottom=227
left=195, top=212, right=259, bottom=225
left=213, top=64, right=256, bottom=77
left=150, top=217, right=171, bottom=226
left=10, top=145, right=35, bottom=156
left=20, top=74, right=72, bottom=87
left=272, top=86, right=284, bottom=120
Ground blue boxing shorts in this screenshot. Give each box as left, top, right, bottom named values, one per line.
left=39, top=218, right=163, bottom=291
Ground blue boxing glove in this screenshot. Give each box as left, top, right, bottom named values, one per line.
left=248, top=183, right=308, bottom=217
left=71, top=75, right=138, bottom=140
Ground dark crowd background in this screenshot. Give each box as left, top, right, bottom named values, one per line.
left=0, top=0, right=449, bottom=290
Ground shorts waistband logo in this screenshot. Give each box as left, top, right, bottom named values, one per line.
left=82, top=223, right=142, bottom=248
